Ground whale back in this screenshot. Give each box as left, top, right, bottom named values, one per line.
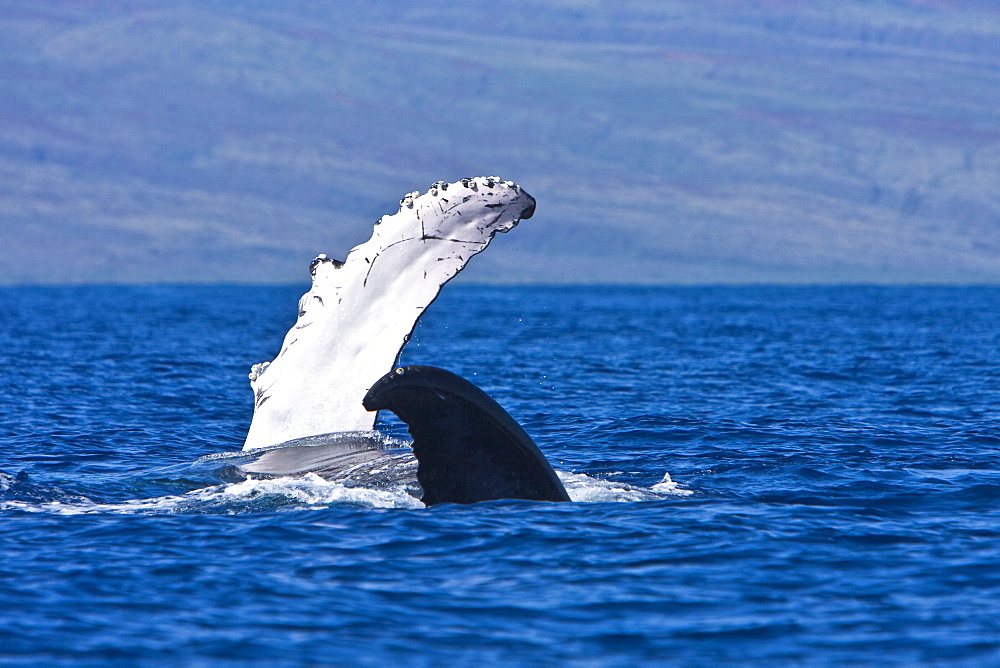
left=363, top=365, right=570, bottom=505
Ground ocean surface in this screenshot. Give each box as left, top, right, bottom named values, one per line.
left=1, top=284, right=999, bottom=665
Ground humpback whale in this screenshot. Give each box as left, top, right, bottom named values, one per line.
left=239, top=177, right=569, bottom=504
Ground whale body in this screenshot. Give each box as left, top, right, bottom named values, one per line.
left=243, top=177, right=536, bottom=451
left=235, top=176, right=567, bottom=505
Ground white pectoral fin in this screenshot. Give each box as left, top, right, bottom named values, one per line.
left=241, top=177, right=536, bottom=451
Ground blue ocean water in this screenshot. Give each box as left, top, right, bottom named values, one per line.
left=1, top=284, right=999, bottom=664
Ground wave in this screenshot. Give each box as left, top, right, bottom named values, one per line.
left=1, top=468, right=690, bottom=516
left=560, top=471, right=692, bottom=502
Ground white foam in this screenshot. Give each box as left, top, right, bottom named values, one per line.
left=2, top=469, right=688, bottom=515
left=559, top=471, right=692, bottom=503
left=1, top=472, right=424, bottom=516
left=220, top=472, right=423, bottom=509
left=1, top=490, right=210, bottom=516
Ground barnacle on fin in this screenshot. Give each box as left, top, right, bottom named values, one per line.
left=310, top=254, right=344, bottom=276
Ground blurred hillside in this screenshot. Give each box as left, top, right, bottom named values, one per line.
left=2, top=1, right=998, bottom=284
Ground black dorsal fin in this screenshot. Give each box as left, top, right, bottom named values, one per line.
left=363, top=366, right=569, bottom=505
